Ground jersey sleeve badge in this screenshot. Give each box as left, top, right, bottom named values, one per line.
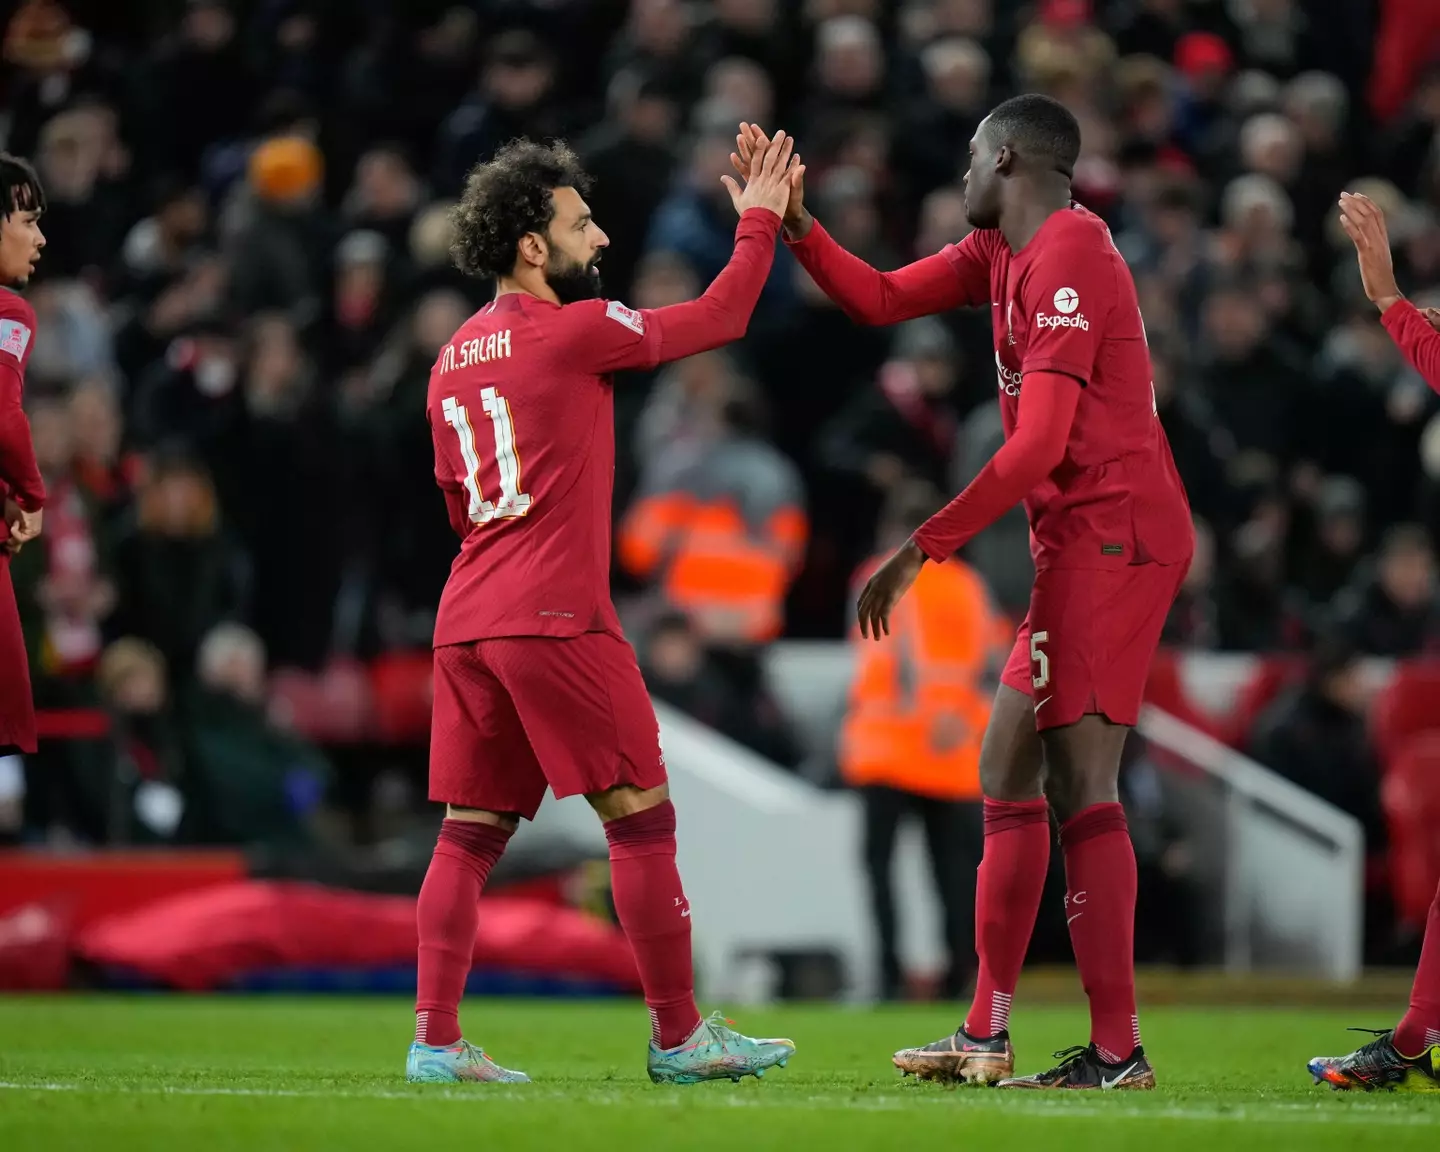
left=0, top=318, right=31, bottom=361
left=605, top=300, right=645, bottom=335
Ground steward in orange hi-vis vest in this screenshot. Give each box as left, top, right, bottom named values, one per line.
left=840, top=550, right=1003, bottom=801
left=838, top=480, right=1005, bottom=999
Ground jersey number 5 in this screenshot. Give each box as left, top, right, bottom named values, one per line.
left=442, top=389, right=533, bottom=524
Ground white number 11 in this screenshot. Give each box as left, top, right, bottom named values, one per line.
left=442, top=388, right=533, bottom=525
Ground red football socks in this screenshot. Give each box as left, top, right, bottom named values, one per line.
left=604, top=801, right=702, bottom=1050
left=1394, top=879, right=1440, bottom=1056
left=414, top=819, right=512, bottom=1047
left=963, top=798, right=1050, bottom=1039
left=1060, top=803, right=1141, bottom=1063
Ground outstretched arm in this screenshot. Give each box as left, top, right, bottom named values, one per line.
left=649, top=209, right=783, bottom=362
left=1340, top=190, right=1440, bottom=387
left=734, top=122, right=992, bottom=326
left=855, top=373, right=1079, bottom=640
left=1381, top=300, right=1440, bottom=388
left=786, top=221, right=981, bottom=326
left=561, top=131, right=799, bottom=374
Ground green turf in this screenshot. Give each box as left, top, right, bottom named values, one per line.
left=1, top=997, right=1437, bottom=1151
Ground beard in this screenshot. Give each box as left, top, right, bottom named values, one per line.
left=547, top=252, right=604, bottom=304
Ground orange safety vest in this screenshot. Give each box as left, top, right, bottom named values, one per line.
left=839, top=555, right=999, bottom=801
left=620, top=494, right=807, bottom=644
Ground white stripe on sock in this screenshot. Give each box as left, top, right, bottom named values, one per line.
left=415, top=1012, right=428, bottom=1044
left=1096, top=1045, right=1123, bottom=1065
left=1425, top=1027, right=1440, bottom=1049
left=649, top=1008, right=661, bottom=1046
left=1132, top=1015, right=1142, bottom=1048
left=990, top=991, right=1012, bottom=1035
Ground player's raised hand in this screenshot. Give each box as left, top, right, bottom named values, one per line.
left=722, top=128, right=801, bottom=222
left=732, top=123, right=810, bottom=238
left=856, top=539, right=926, bottom=641
left=1339, top=191, right=1403, bottom=314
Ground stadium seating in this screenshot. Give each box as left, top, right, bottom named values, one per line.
left=1381, top=731, right=1440, bottom=928
left=1370, top=661, right=1440, bottom=768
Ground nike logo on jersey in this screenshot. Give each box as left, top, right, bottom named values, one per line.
left=1034, top=697, right=1052, bottom=714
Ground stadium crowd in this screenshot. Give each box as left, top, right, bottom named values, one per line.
left=2, top=0, right=1439, bottom=919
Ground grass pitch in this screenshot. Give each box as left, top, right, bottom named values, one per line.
left=1, top=997, right=1437, bottom=1151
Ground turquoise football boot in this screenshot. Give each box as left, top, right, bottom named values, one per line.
left=647, top=1011, right=796, bottom=1085
left=406, top=1038, right=531, bottom=1084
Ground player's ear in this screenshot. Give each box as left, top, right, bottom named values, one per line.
left=517, top=230, right=548, bottom=270
left=994, top=145, right=1015, bottom=175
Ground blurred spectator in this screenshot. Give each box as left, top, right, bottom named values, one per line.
left=840, top=480, right=995, bottom=998
left=366, top=290, right=472, bottom=649
left=182, top=623, right=333, bottom=847
left=646, top=106, right=797, bottom=318
left=131, top=312, right=243, bottom=449
left=951, top=402, right=1032, bottom=618
left=1292, top=477, right=1367, bottom=615
left=1162, top=515, right=1219, bottom=649
left=1196, top=280, right=1308, bottom=472
left=579, top=71, right=682, bottom=304
left=897, top=37, right=990, bottom=204
left=137, top=0, right=255, bottom=179
left=222, top=134, right=330, bottom=326
left=322, top=229, right=396, bottom=376
left=621, top=392, right=806, bottom=647
left=115, top=181, right=209, bottom=297
left=434, top=28, right=565, bottom=197
left=32, top=103, right=130, bottom=279
left=1216, top=486, right=1297, bottom=649
left=604, top=0, right=705, bottom=105
left=817, top=317, right=958, bottom=568
left=341, top=145, right=423, bottom=260
left=1122, top=732, right=1203, bottom=966
left=108, top=453, right=245, bottom=679
left=1249, top=635, right=1387, bottom=888
left=801, top=15, right=886, bottom=133
left=209, top=313, right=341, bottom=669
left=641, top=611, right=800, bottom=767
left=95, top=638, right=185, bottom=844
left=11, top=395, right=117, bottom=685
left=1330, top=523, right=1440, bottom=656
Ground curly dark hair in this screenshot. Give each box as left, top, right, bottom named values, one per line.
left=449, top=138, right=592, bottom=279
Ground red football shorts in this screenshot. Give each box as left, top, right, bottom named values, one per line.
left=0, top=555, right=36, bottom=753
left=1000, top=561, right=1188, bottom=731
left=429, top=631, right=666, bottom=820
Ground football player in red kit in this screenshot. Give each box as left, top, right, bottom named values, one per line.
left=737, top=95, right=1192, bottom=1089
left=1305, top=191, right=1440, bottom=1093
left=0, top=154, right=47, bottom=758
left=408, top=134, right=802, bottom=1085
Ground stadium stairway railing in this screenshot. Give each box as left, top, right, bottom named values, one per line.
left=766, top=642, right=1365, bottom=983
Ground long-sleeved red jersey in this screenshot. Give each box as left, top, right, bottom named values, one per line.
left=427, top=207, right=781, bottom=647
left=0, top=286, right=45, bottom=535
left=1382, top=298, right=1440, bottom=389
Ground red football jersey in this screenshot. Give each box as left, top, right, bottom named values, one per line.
left=942, top=205, right=1192, bottom=569
left=0, top=286, right=45, bottom=523
left=427, top=293, right=668, bottom=646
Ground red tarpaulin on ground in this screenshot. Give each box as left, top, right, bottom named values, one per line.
left=74, top=881, right=640, bottom=992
